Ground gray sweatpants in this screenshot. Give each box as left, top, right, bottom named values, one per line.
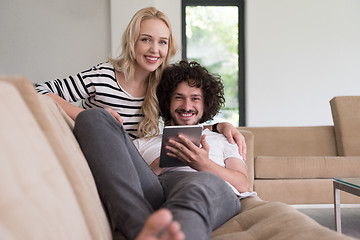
left=73, top=108, right=241, bottom=240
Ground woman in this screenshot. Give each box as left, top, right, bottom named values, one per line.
left=35, top=7, right=246, bottom=156
left=36, top=7, right=176, bottom=139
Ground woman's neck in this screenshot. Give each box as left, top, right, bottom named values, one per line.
left=116, top=69, right=149, bottom=98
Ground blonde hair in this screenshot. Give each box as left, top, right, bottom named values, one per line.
left=109, top=7, right=177, bottom=138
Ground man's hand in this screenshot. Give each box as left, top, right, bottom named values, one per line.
left=166, top=135, right=211, bottom=171
left=217, top=122, right=247, bottom=160
left=150, top=158, right=163, bottom=175
left=105, top=107, right=123, bottom=124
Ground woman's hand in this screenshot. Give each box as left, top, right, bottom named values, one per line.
left=105, top=107, right=123, bottom=124
left=217, top=122, right=247, bottom=160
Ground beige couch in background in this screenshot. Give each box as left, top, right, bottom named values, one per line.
left=0, top=76, right=354, bottom=239
left=239, top=96, right=360, bottom=204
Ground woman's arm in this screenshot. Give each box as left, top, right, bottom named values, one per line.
left=47, top=93, right=84, bottom=120
left=47, top=94, right=123, bottom=124
left=205, top=122, right=246, bottom=160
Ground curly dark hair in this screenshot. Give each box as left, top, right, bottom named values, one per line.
left=157, top=60, right=225, bottom=125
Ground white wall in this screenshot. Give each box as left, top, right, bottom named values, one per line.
left=246, top=0, right=360, bottom=127
left=0, top=0, right=110, bottom=83
left=111, top=0, right=360, bottom=127
left=1, top=0, right=359, bottom=127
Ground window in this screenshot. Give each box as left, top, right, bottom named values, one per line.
left=182, top=0, right=245, bottom=126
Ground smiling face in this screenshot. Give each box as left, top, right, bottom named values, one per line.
left=134, top=18, right=170, bottom=74
left=170, top=81, right=204, bottom=126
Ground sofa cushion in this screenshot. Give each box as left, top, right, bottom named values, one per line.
left=255, top=156, right=360, bottom=178
left=0, top=81, right=91, bottom=239
left=254, top=179, right=360, bottom=204
left=0, top=76, right=112, bottom=239
left=212, top=197, right=352, bottom=239
left=330, top=96, right=360, bottom=156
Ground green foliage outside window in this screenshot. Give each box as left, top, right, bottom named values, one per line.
left=185, top=6, right=239, bottom=126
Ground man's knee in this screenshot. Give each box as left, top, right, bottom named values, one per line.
left=73, top=108, right=117, bottom=138
left=76, top=108, right=117, bottom=129
left=181, top=172, right=226, bottom=196
left=195, top=172, right=226, bottom=187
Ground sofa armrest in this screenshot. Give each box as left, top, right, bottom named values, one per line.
left=330, top=96, right=360, bottom=156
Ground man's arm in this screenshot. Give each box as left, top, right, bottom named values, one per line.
left=222, top=157, right=250, bottom=193
left=194, top=156, right=249, bottom=193
left=165, top=134, right=250, bottom=193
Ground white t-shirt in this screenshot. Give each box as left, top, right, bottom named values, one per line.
left=133, top=128, right=256, bottom=198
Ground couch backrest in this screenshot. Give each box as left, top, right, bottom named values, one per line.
left=239, top=126, right=337, bottom=157
left=0, top=81, right=92, bottom=239
left=0, top=77, right=112, bottom=239
left=330, top=96, right=360, bottom=156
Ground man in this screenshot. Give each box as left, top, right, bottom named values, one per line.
left=73, top=60, right=251, bottom=240
left=134, top=60, right=250, bottom=195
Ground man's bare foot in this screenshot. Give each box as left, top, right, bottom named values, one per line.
left=136, top=209, right=184, bottom=240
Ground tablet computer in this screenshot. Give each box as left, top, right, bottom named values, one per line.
left=159, top=125, right=203, bottom=167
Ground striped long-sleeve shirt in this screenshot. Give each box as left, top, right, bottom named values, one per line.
left=35, top=62, right=144, bottom=139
